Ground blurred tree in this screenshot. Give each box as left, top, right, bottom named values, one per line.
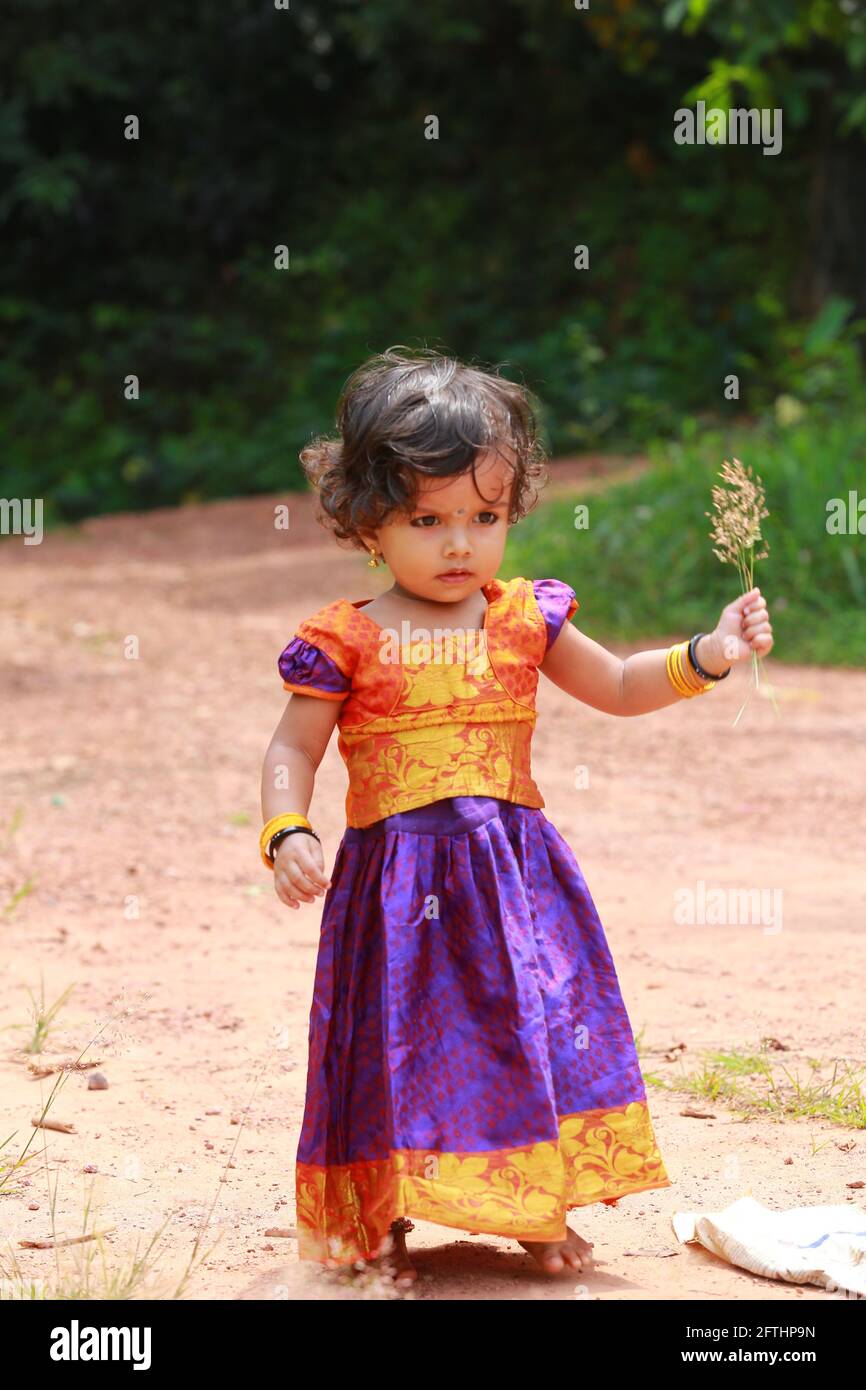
left=1, top=0, right=864, bottom=517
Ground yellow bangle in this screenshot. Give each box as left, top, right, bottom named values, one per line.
left=666, top=641, right=715, bottom=698
left=665, top=643, right=689, bottom=696
left=260, top=813, right=314, bottom=870
left=674, top=642, right=707, bottom=696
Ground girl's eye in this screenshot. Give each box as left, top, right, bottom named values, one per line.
left=410, top=512, right=501, bottom=527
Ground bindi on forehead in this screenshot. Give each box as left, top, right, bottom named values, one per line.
left=414, top=497, right=507, bottom=517
left=414, top=456, right=514, bottom=515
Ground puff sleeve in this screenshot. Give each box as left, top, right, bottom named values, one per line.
left=277, top=606, right=355, bottom=700
left=532, top=578, right=579, bottom=653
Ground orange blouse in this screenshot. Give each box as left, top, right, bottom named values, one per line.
left=277, top=575, right=579, bottom=829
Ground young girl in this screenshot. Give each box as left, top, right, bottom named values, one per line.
left=260, top=347, right=773, bottom=1289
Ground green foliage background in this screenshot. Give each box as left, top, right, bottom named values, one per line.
left=4, top=0, right=866, bottom=519
left=506, top=406, right=866, bottom=664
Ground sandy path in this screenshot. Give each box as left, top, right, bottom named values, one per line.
left=1, top=464, right=864, bottom=1301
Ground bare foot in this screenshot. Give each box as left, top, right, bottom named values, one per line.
left=518, top=1224, right=595, bottom=1275
left=377, top=1218, right=417, bottom=1289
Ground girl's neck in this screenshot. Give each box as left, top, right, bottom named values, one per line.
left=364, top=579, right=490, bottom=630
left=388, top=580, right=433, bottom=605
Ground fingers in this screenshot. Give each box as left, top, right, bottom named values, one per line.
left=279, top=866, right=322, bottom=904
left=274, top=850, right=333, bottom=909
left=741, top=591, right=773, bottom=652
left=743, top=605, right=768, bottom=629
left=274, top=880, right=301, bottom=910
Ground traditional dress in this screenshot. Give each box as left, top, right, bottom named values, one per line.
left=277, top=575, right=671, bottom=1265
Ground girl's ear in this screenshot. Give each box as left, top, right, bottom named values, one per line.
left=357, top=528, right=380, bottom=558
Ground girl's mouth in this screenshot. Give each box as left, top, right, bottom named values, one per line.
left=436, top=570, right=473, bottom=583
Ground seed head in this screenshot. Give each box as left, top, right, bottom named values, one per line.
left=704, top=457, right=769, bottom=566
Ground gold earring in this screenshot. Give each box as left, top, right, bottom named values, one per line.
left=367, top=547, right=380, bottom=568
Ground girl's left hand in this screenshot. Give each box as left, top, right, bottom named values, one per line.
left=711, top=586, right=774, bottom=666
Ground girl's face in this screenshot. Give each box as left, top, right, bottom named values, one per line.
left=360, top=446, right=515, bottom=603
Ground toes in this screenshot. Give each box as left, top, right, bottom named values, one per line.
left=560, top=1247, right=585, bottom=1271
left=520, top=1234, right=596, bottom=1276
left=530, top=1243, right=567, bottom=1273
left=562, top=1230, right=595, bottom=1271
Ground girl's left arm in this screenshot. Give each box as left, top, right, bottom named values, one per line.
left=539, top=587, right=773, bottom=717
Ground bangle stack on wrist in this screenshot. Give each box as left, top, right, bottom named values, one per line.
left=260, top=812, right=321, bottom=870
left=688, top=633, right=731, bottom=682
left=665, top=633, right=731, bottom=699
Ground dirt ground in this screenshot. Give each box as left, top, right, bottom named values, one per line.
left=1, top=456, right=865, bottom=1301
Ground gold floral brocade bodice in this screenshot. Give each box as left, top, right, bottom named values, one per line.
left=277, top=575, right=579, bottom=829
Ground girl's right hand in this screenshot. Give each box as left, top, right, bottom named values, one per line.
left=273, top=833, right=333, bottom=910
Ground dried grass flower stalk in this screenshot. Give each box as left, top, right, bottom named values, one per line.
left=705, top=457, right=778, bottom=725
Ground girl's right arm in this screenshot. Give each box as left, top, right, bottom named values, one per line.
left=261, top=692, right=344, bottom=910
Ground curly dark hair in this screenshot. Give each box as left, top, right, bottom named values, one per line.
left=299, top=345, right=550, bottom=552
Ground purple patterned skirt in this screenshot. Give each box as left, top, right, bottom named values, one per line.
left=295, top=795, right=671, bottom=1264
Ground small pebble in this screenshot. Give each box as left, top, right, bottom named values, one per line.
left=87, top=1072, right=109, bottom=1090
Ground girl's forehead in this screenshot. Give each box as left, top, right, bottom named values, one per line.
left=414, top=483, right=511, bottom=516
left=414, top=454, right=515, bottom=513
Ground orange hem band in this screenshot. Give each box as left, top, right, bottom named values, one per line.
left=295, top=1099, right=671, bottom=1265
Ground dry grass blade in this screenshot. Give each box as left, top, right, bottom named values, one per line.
left=25, top=1058, right=104, bottom=1079
left=704, top=457, right=778, bottom=723
left=18, top=1227, right=116, bottom=1250
left=28, top=1116, right=76, bottom=1134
